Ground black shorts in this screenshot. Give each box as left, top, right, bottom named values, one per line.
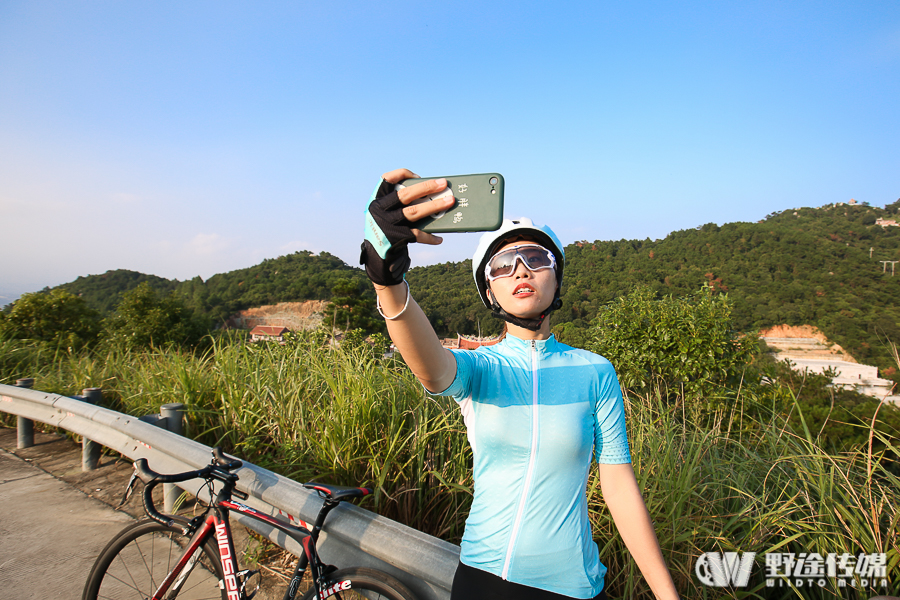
left=451, top=561, right=609, bottom=600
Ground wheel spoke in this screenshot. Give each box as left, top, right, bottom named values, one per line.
left=85, top=519, right=225, bottom=600
left=112, top=548, right=146, bottom=599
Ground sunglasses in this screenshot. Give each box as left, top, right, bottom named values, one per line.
left=485, top=244, right=556, bottom=281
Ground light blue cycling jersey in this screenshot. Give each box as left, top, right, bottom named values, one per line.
left=436, top=333, right=631, bottom=599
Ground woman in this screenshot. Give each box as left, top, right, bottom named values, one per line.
left=361, top=169, right=679, bottom=600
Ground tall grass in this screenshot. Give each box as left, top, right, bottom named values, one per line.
left=1, top=332, right=474, bottom=540
left=591, top=384, right=900, bottom=598
left=2, top=334, right=898, bottom=598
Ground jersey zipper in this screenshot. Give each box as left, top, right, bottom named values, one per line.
left=501, top=339, right=540, bottom=580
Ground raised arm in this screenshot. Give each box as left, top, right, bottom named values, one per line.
left=598, top=463, right=680, bottom=600
left=360, top=168, right=457, bottom=393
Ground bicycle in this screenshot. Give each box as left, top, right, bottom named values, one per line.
left=82, top=447, right=418, bottom=600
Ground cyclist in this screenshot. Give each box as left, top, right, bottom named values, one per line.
left=361, top=169, right=680, bottom=600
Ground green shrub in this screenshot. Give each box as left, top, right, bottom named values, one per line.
left=103, top=282, right=208, bottom=350
left=588, top=286, right=758, bottom=401
left=1, top=289, right=100, bottom=348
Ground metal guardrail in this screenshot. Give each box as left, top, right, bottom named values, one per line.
left=0, top=383, right=459, bottom=600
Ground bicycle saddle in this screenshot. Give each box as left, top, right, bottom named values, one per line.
left=303, top=483, right=372, bottom=502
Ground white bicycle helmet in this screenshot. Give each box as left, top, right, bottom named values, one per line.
left=472, top=218, right=565, bottom=330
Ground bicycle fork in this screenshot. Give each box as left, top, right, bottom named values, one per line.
left=149, top=516, right=220, bottom=600
left=152, top=515, right=256, bottom=600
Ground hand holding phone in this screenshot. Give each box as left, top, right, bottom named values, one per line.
left=396, top=173, right=504, bottom=233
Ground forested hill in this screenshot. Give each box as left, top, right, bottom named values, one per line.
left=173, top=251, right=363, bottom=323
left=410, top=199, right=900, bottom=372
left=58, top=270, right=179, bottom=315
left=48, top=199, right=900, bottom=371
left=558, top=200, right=900, bottom=336
left=56, top=251, right=368, bottom=324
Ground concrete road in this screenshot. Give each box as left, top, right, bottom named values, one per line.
left=0, top=427, right=289, bottom=599
left=0, top=442, right=133, bottom=599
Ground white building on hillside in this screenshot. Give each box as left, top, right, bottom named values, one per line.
left=762, top=333, right=898, bottom=405
left=781, top=357, right=895, bottom=398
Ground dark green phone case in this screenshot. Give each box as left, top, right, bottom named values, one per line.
left=398, top=173, right=504, bottom=233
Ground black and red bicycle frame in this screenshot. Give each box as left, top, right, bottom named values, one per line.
left=132, top=452, right=364, bottom=600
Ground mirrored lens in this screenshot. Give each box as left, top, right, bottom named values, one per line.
left=519, top=247, right=553, bottom=268
left=487, top=246, right=554, bottom=279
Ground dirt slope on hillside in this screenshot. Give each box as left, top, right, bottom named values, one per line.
left=226, top=300, right=327, bottom=331
left=759, top=324, right=856, bottom=362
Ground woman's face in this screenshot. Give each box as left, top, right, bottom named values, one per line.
left=486, top=241, right=558, bottom=319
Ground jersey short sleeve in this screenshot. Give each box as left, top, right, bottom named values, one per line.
left=435, top=349, right=475, bottom=399
left=590, top=360, right=631, bottom=464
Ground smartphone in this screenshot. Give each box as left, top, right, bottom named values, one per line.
left=395, top=173, right=504, bottom=233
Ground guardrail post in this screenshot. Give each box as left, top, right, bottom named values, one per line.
left=80, top=388, right=103, bottom=471
left=160, top=403, right=185, bottom=512
left=160, top=403, right=185, bottom=436
left=141, top=403, right=185, bottom=512
left=15, top=378, right=35, bottom=449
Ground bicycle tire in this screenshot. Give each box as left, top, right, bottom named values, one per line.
left=299, top=567, right=418, bottom=600
left=82, top=516, right=226, bottom=600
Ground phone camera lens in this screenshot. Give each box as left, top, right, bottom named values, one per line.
left=489, top=177, right=499, bottom=185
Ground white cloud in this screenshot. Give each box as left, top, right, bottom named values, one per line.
left=188, top=233, right=229, bottom=256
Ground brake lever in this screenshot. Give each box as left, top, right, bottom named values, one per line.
left=118, top=471, right=138, bottom=509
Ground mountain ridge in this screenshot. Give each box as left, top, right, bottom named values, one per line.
left=38, top=198, right=900, bottom=377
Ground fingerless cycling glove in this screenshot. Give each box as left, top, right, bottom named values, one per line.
left=360, top=179, right=416, bottom=286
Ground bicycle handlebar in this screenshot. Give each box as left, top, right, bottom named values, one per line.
left=211, top=446, right=244, bottom=471
left=133, top=447, right=243, bottom=527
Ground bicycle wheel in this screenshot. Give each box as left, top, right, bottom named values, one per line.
left=300, top=567, right=418, bottom=600
left=83, top=516, right=226, bottom=600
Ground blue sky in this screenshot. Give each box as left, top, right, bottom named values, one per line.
left=2, top=1, right=898, bottom=304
